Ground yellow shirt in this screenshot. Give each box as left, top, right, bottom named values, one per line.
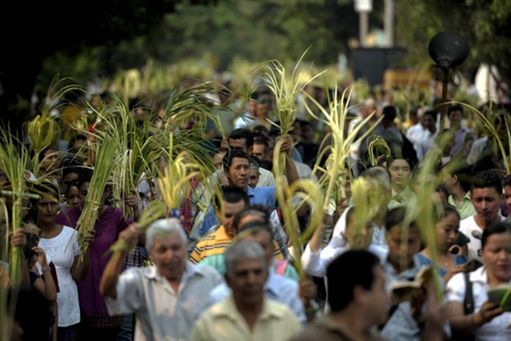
left=191, top=295, right=302, bottom=341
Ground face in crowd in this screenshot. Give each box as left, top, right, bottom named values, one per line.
left=471, top=186, right=501, bottom=226
left=149, top=232, right=187, bottom=282
left=226, top=157, right=249, bottom=189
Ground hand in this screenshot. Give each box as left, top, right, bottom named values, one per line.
left=31, top=247, right=48, bottom=267
left=9, top=228, right=26, bottom=248
left=299, top=277, right=317, bottom=308
left=474, top=301, right=504, bottom=326
left=119, top=224, right=141, bottom=249
left=278, top=134, right=294, bottom=156
left=83, top=230, right=95, bottom=245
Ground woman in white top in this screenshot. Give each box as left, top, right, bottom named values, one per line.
left=446, top=221, right=511, bottom=340
left=32, top=181, right=91, bottom=340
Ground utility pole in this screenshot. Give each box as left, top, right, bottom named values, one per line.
left=383, top=0, right=394, bottom=47
left=354, top=0, right=372, bottom=47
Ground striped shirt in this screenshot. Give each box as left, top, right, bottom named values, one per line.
left=190, top=225, right=286, bottom=275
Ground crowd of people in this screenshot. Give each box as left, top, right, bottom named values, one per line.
left=1, top=78, right=511, bottom=341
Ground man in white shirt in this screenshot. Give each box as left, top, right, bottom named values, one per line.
left=413, top=110, right=438, bottom=160
left=459, top=170, right=504, bottom=262
left=100, top=218, right=223, bottom=341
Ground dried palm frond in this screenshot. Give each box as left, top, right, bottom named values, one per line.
left=368, top=136, right=392, bottom=167
left=0, top=129, right=30, bottom=287
left=27, top=77, right=83, bottom=151
left=263, top=51, right=324, bottom=136
left=158, top=133, right=203, bottom=212
left=76, top=133, right=118, bottom=256
left=162, top=82, right=225, bottom=137
left=452, top=101, right=511, bottom=174
left=304, top=87, right=381, bottom=212
left=263, top=52, right=325, bottom=199
left=272, top=139, right=324, bottom=278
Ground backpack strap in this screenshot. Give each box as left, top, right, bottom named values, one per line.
left=463, top=272, right=475, bottom=315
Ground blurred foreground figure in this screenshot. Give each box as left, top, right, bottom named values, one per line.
left=292, top=250, right=445, bottom=341
left=191, top=241, right=301, bottom=341
left=100, top=218, right=223, bottom=341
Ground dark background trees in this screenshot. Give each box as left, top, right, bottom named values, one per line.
left=1, top=0, right=509, bottom=131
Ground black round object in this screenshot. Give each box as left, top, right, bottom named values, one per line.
left=428, top=32, right=469, bottom=69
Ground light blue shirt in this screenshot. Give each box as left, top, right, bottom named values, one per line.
left=207, top=271, right=306, bottom=322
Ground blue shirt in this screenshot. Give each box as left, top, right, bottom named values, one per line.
left=207, top=271, right=306, bottom=322
left=198, top=186, right=276, bottom=237
left=416, top=253, right=467, bottom=279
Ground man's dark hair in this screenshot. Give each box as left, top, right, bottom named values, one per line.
left=253, top=134, right=269, bottom=149
left=62, top=163, right=82, bottom=181
left=78, top=167, right=94, bottom=185
left=327, top=250, right=380, bottom=312
left=228, top=128, right=254, bottom=148
left=250, top=86, right=272, bottom=101
left=423, top=110, right=438, bottom=121
left=471, top=169, right=502, bottom=194
left=259, top=160, right=273, bottom=171
left=213, top=185, right=249, bottom=210
left=382, top=105, right=397, bottom=122
left=253, top=125, right=269, bottom=135
left=482, top=221, right=511, bottom=248
left=445, top=161, right=474, bottom=193
left=223, top=148, right=249, bottom=172
left=447, top=105, right=463, bottom=116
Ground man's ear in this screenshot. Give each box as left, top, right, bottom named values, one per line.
left=352, top=285, right=367, bottom=305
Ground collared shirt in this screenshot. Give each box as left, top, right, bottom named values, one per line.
left=105, top=262, right=223, bottom=341
left=191, top=295, right=302, bottom=341
left=207, top=271, right=306, bottom=322
left=448, top=193, right=476, bottom=220
left=257, top=167, right=276, bottom=187
left=446, top=266, right=511, bottom=340
left=414, top=129, right=437, bottom=160
left=190, top=225, right=231, bottom=272
left=406, top=123, right=426, bottom=145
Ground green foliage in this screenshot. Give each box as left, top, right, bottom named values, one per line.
left=38, top=0, right=379, bottom=84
